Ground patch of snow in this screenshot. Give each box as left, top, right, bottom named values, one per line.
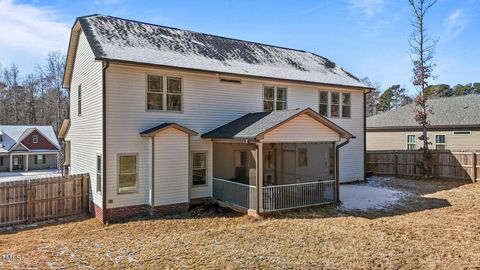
left=0, top=169, right=61, bottom=182
left=340, top=184, right=406, bottom=211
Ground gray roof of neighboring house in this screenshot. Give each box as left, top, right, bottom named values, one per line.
left=0, top=125, right=60, bottom=153
left=202, top=108, right=353, bottom=139
left=367, top=94, right=480, bottom=129
left=77, top=15, right=368, bottom=89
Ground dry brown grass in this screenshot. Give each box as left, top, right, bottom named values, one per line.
left=1, top=178, right=480, bottom=269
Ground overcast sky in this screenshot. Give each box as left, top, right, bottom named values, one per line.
left=1, top=0, right=479, bottom=94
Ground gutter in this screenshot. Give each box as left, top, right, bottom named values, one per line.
left=363, top=89, right=370, bottom=181
left=335, top=139, right=351, bottom=203
left=102, top=61, right=109, bottom=223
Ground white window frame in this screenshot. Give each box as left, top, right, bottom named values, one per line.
left=96, top=154, right=102, bottom=193
left=32, top=135, right=39, bottom=144
left=117, top=153, right=139, bottom=194
left=330, top=91, right=340, bottom=118
left=263, top=85, right=287, bottom=112
left=341, top=92, right=351, bottom=118
left=77, top=84, right=82, bottom=116
left=453, top=131, right=471, bottom=135
left=406, top=134, right=416, bottom=150
left=192, top=151, right=207, bottom=186
left=319, top=90, right=329, bottom=117
left=146, top=74, right=183, bottom=113
left=435, top=134, right=446, bottom=150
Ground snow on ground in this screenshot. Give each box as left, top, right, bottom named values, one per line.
left=0, top=169, right=61, bottom=182
left=340, top=182, right=407, bottom=211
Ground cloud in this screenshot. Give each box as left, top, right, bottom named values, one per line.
left=348, top=0, right=386, bottom=17
left=0, top=0, right=70, bottom=58
left=445, top=9, right=467, bottom=38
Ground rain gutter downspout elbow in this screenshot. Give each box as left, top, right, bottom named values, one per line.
left=335, top=138, right=351, bottom=203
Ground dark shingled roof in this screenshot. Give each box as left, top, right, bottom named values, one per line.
left=367, top=94, right=480, bottom=129
left=202, top=108, right=353, bottom=140
left=76, top=15, right=368, bottom=89
left=140, top=123, right=198, bottom=136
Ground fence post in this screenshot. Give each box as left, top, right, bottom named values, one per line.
left=472, top=152, right=477, bottom=183
left=82, top=174, right=89, bottom=211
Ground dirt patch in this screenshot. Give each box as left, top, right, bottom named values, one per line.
left=1, top=178, right=479, bottom=269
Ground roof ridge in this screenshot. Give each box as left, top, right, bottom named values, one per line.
left=81, top=14, right=315, bottom=55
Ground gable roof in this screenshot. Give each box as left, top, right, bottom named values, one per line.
left=0, top=125, right=60, bottom=152
left=140, top=123, right=198, bottom=137
left=64, top=14, right=370, bottom=90
left=367, top=94, right=480, bottom=129
left=202, top=108, right=354, bottom=140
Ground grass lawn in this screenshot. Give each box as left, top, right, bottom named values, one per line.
left=1, top=177, right=479, bottom=269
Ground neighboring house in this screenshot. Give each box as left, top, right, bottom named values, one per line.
left=367, top=94, right=480, bottom=151
left=0, top=125, right=60, bottom=172
left=60, top=15, right=371, bottom=223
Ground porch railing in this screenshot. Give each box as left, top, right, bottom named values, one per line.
left=262, top=180, right=336, bottom=212
left=212, top=178, right=257, bottom=210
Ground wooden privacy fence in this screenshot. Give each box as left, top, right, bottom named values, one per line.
left=367, top=150, right=480, bottom=182
left=0, top=174, right=89, bottom=227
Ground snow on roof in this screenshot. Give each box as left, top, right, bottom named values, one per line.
left=0, top=125, right=60, bottom=152
left=77, top=15, right=368, bottom=89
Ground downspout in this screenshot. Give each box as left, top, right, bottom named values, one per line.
left=335, top=138, right=350, bottom=203
left=363, top=89, right=371, bottom=181
left=102, top=61, right=109, bottom=223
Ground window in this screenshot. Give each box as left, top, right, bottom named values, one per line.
left=118, top=155, right=138, bottom=193
left=147, top=75, right=182, bottom=112
left=341, top=93, right=351, bottom=118
left=234, top=151, right=248, bottom=181
left=32, top=135, right=39, bottom=144
left=35, top=155, right=45, bottom=164
left=78, top=85, right=82, bottom=116
left=407, top=135, right=416, bottom=150
left=298, top=148, right=308, bottom=167
left=453, top=131, right=471, bottom=135
left=192, top=152, right=207, bottom=186
left=263, top=86, right=287, bottom=112
left=147, top=75, right=163, bottom=110
left=330, top=92, right=340, bottom=117
left=319, top=91, right=329, bottom=117
left=96, top=155, right=102, bottom=193
left=435, top=135, right=446, bottom=150
left=167, top=77, right=182, bottom=111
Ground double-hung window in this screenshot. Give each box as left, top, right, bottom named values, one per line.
left=341, top=93, right=351, bottom=118
left=435, top=135, right=446, bottom=150
left=32, top=135, right=39, bottom=144
left=192, top=152, right=207, bottom=186
left=263, top=86, right=287, bottom=112
left=97, top=155, right=102, bottom=193
left=330, top=92, right=340, bottom=117
left=147, top=75, right=182, bottom=112
left=319, top=91, right=329, bottom=117
left=407, top=135, right=416, bottom=150
left=118, top=154, right=138, bottom=193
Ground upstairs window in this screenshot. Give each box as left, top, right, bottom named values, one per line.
left=78, top=85, right=82, bottom=116
left=263, top=86, right=287, bottom=112
left=319, top=91, right=329, bottom=117
left=342, top=93, right=351, bottom=118
left=192, top=152, right=207, bottom=186
left=330, top=92, right=340, bottom=117
left=407, top=135, right=416, bottom=150
left=147, top=75, right=182, bottom=112
left=435, top=135, right=446, bottom=150
left=32, top=135, right=39, bottom=144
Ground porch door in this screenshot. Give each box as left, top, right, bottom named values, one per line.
left=13, top=156, right=23, bottom=170
left=263, top=149, right=276, bottom=186
left=283, top=150, right=296, bottom=184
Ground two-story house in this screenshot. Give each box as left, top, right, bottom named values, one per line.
left=60, top=15, right=371, bottom=223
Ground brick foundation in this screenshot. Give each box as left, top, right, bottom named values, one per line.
left=89, top=201, right=104, bottom=223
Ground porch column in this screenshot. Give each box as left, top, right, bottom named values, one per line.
left=256, top=142, right=264, bottom=214
left=25, top=154, right=29, bottom=172
left=9, top=154, right=13, bottom=172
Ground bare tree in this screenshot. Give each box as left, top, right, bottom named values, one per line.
left=362, top=77, right=381, bottom=117
left=408, top=0, right=438, bottom=178
left=408, top=0, right=438, bottom=150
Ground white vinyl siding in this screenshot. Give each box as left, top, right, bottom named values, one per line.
left=66, top=30, right=103, bottom=208
left=104, top=63, right=365, bottom=208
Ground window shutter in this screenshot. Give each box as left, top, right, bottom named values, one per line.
left=43, top=155, right=46, bottom=164
left=34, top=155, right=38, bottom=164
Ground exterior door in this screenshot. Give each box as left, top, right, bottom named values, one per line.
left=263, top=149, right=276, bottom=186
left=12, top=156, right=23, bottom=171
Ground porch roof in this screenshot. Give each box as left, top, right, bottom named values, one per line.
left=202, top=108, right=354, bottom=141
left=140, top=122, right=198, bottom=137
